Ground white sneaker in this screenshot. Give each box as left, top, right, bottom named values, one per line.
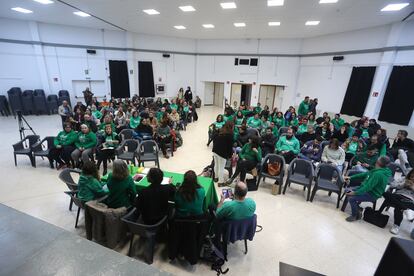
left=390, top=225, right=400, bottom=235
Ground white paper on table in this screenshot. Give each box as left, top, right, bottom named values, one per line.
left=161, top=177, right=172, bottom=185
left=141, top=168, right=150, bottom=174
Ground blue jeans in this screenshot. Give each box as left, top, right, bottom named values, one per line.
left=348, top=192, right=375, bottom=217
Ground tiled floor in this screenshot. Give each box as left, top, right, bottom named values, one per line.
left=1, top=106, right=412, bottom=276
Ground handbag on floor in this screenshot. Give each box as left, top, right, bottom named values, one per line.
left=266, top=162, right=281, bottom=176
left=246, top=178, right=258, bottom=191
left=363, top=207, right=389, bottom=228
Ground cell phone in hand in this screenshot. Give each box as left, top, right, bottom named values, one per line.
left=222, top=188, right=233, bottom=199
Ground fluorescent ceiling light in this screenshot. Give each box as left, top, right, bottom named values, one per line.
left=74, top=11, right=90, bottom=17
left=174, top=25, right=186, bottom=30
left=234, top=22, right=246, bottom=27
left=319, top=0, right=338, bottom=3
left=268, top=0, right=284, bottom=6
left=11, top=7, right=33, bottom=14
left=220, top=2, right=237, bottom=9
left=268, top=21, right=281, bottom=26
left=305, top=21, right=320, bottom=26
left=143, top=9, right=160, bottom=15
left=179, top=6, right=196, bottom=12
left=203, top=24, right=215, bottom=29
left=381, top=3, right=409, bottom=11
left=33, top=0, right=54, bottom=4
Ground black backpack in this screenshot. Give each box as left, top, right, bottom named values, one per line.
left=200, top=237, right=229, bottom=276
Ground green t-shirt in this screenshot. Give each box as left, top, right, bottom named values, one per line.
left=235, top=117, right=244, bottom=126
left=361, top=128, right=369, bottom=139
left=297, top=124, right=308, bottom=135
left=92, top=110, right=102, bottom=120
left=129, top=116, right=141, bottom=129
left=170, top=104, right=178, bottom=111
left=105, top=173, right=137, bottom=209
left=216, top=198, right=256, bottom=220
left=174, top=187, right=206, bottom=217
left=77, top=174, right=108, bottom=202
left=273, top=117, right=284, bottom=128
left=247, top=117, right=262, bottom=129
left=214, top=121, right=225, bottom=129
left=347, top=141, right=359, bottom=154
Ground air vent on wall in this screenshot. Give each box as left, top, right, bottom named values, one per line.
left=86, top=49, right=96, bottom=54
left=250, top=58, right=258, bottom=66
left=239, top=59, right=250, bottom=65
left=333, top=56, right=344, bottom=61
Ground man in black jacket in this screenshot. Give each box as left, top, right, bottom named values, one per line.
left=184, top=86, right=193, bottom=103
left=261, top=127, right=277, bottom=157
left=390, top=130, right=414, bottom=174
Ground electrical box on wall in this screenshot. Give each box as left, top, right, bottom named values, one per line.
left=87, top=49, right=97, bottom=54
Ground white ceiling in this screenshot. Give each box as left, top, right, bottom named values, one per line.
left=0, top=0, right=413, bottom=39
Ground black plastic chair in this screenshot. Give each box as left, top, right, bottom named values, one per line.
left=33, top=89, right=48, bottom=115
left=59, top=168, right=81, bottom=210
left=115, top=139, right=138, bottom=164
left=31, top=136, right=55, bottom=168
left=64, top=191, right=85, bottom=228
left=7, top=87, right=23, bottom=115
left=283, top=158, right=315, bottom=201
left=58, top=90, right=70, bottom=98
left=310, top=163, right=344, bottom=208
left=0, top=95, right=11, bottom=116
left=257, top=154, right=286, bottom=192
left=136, top=140, right=160, bottom=168
left=47, top=94, right=59, bottom=114
left=22, top=90, right=34, bottom=115
left=121, top=208, right=167, bottom=264
left=119, top=129, right=134, bottom=141
left=12, top=135, right=40, bottom=167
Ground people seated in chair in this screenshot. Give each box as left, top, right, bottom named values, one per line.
left=114, top=110, right=127, bottom=132
left=315, top=122, right=332, bottom=141
left=298, top=136, right=323, bottom=162
left=260, top=127, right=277, bottom=158
left=135, top=118, right=153, bottom=139
left=227, top=136, right=262, bottom=184
left=82, top=113, right=98, bottom=133
left=276, top=128, right=300, bottom=164
left=77, top=161, right=108, bottom=202
left=169, top=109, right=180, bottom=129
left=129, top=110, right=141, bottom=129
left=331, top=114, right=345, bottom=131
left=49, top=123, right=77, bottom=170
left=235, top=111, right=245, bottom=126
left=105, top=160, right=137, bottom=209
left=285, top=112, right=299, bottom=128
left=389, top=130, right=414, bottom=175
left=298, top=125, right=317, bottom=145
left=73, top=101, right=86, bottom=114
left=216, top=181, right=256, bottom=220
left=366, top=134, right=386, bottom=156
left=344, top=156, right=392, bottom=222
left=134, top=168, right=175, bottom=225
left=174, top=170, right=205, bottom=217
left=96, top=124, right=118, bottom=175
left=235, top=125, right=250, bottom=147
left=332, top=125, right=349, bottom=143
left=272, top=111, right=285, bottom=129
left=321, top=138, right=345, bottom=172
left=347, top=145, right=379, bottom=175
left=342, top=134, right=365, bottom=161
left=157, top=120, right=172, bottom=159
left=71, top=124, right=97, bottom=167
left=247, top=113, right=262, bottom=129
left=296, top=117, right=309, bottom=135
left=379, top=169, right=414, bottom=234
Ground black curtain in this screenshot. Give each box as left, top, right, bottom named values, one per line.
left=138, top=61, right=155, bottom=97
left=109, top=60, right=130, bottom=98
left=340, top=66, right=376, bottom=117
left=378, top=66, right=414, bottom=126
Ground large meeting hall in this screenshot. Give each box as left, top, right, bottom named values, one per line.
left=1, top=1, right=414, bottom=275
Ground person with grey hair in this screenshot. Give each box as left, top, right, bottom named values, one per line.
left=344, top=156, right=392, bottom=222
left=216, top=182, right=256, bottom=220
left=105, top=160, right=137, bottom=208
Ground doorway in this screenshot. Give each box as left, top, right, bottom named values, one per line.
left=213, top=82, right=224, bottom=108
left=230, top=83, right=252, bottom=107
left=204, top=82, right=224, bottom=107
left=258, top=85, right=284, bottom=110
left=109, top=60, right=130, bottom=98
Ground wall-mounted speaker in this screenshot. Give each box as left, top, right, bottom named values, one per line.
left=250, top=58, right=258, bottom=66
left=333, top=56, right=344, bottom=61
left=239, top=59, right=250, bottom=65
left=86, top=49, right=96, bottom=54
left=163, top=53, right=171, bottom=58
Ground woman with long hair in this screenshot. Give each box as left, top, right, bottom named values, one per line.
left=77, top=161, right=108, bottom=202
left=105, top=160, right=137, bottom=208
left=321, top=138, right=346, bottom=171
left=174, top=170, right=205, bottom=217
left=213, top=121, right=235, bottom=186
left=96, top=124, right=119, bottom=175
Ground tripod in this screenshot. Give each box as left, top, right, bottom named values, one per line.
left=16, top=110, right=36, bottom=141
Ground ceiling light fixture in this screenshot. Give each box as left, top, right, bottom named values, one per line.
left=234, top=22, right=246, bottom=27
left=319, top=0, right=338, bottom=3
left=381, top=3, right=409, bottom=11
left=268, top=21, right=281, bottom=26
left=11, top=7, right=33, bottom=14
left=220, top=2, right=237, bottom=9
left=74, top=11, right=90, bottom=17
left=179, top=6, right=196, bottom=12
left=33, top=0, right=54, bottom=4
left=203, top=24, right=215, bottom=29
left=143, top=9, right=160, bottom=15
left=267, top=0, right=284, bottom=6
left=305, top=21, right=320, bottom=26
left=174, top=25, right=186, bottom=30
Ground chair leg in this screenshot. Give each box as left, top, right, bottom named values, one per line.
left=310, top=187, right=317, bottom=202
left=244, top=239, right=248, bottom=254
left=145, top=236, right=155, bottom=264
left=336, top=193, right=341, bottom=209
left=372, top=201, right=377, bottom=211
left=128, top=235, right=134, bottom=257
left=14, top=153, right=17, bottom=166
left=282, top=180, right=289, bottom=194
left=341, top=197, right=348, bottom=212
left=32, top=156, right=36, bottom=168
left=256, top=176, right=261, bottom=188
left=75, top=206, right=81, bottom=228
left=306, top=185, right=311, bottom=201
left=69, top=198, right=73, bottom=211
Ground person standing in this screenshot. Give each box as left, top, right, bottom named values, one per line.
left=213, top=121, right=234, bottom=187
left=184, top=86, right=193, bottom=103
left=298, top=96, right=310, bottom=117
left=83, top=87, right=94, bottom=107
left=58, top=100, right=72, bottom=127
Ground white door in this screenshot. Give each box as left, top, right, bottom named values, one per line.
left=273, top=86, right=284, bottom=111
left=259, top=86, right=268, bottom=107
left=230, top=84, right=242, bottom=106
left=204, top=82, right=214, bottom=105
left=214, top=82, right=224, bottom=108
left=266, top=86, right=276, bottom=108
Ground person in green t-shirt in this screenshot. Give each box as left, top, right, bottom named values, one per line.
left=105, top=160, right=137, bottom=209
left=77, top=161, right=108, bottom=202
left=273, top=112, right=285, bottom=129
left=247, top=113, right=262, bottom=129
left=254, top=103, right=262, bottom=115
left=297, top=117, right=309, bottom=135
left=49, top=123, right=77, bottom=169
left=235, top=111, right=245, bottom=126
left=96, top=124, right=119, bottom=175
left=332, top=114, right=345, bottom=131
left=175, top=170, right=206, bottom=217
left=216, top=182, right=256, bottom=221
left=342, top=134, right=365, bottom=161
left=347, top=145, right=379, bottom=175
left=91, top=105, right=102, bottom=121
left=286, top=112, right=299, bottom=127
left=71, top=124, right=97, bottom=166
left=208, top=115, right=225, bottom=146
left=129, top=110, right=141, bottom=129
left=298, top=96, right=310, bottom=117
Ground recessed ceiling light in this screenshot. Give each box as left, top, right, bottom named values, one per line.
left=267, top=0, right=284, bottom=6
left=203, top=24, right=215, bottom=29
left=179, top=6, right=196, bottom=12
left=33, top=0, right=54, bottom=4
left=220, top=2, right=237, bottom=9
left=74, top=11, right=90, bottom=17
left=319, top=0, right=338, bottom=3
left=234, top=22, right=246, bottom=27
left=305, top=21, right=320, bottom=26
left=268, top=21, right=281, bottom=26
left=381, top=3, right=409, bottom=11
left=11, top=7, right=33, bottom=14
left=174, top=25, right=186, bottom=30
left=143, top=9, right=160, bottom=15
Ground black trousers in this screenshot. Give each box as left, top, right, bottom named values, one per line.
left=158, top=136, right=172, bottom=155
left=49, top=145, right=75, bottom=165
left=379, top=192, right=414, bottom=226
left=96, top=148, right=115, bottom=172
left=231, top=159, right=257, bottom=182
left=277, top=151, right=296, bottom=164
